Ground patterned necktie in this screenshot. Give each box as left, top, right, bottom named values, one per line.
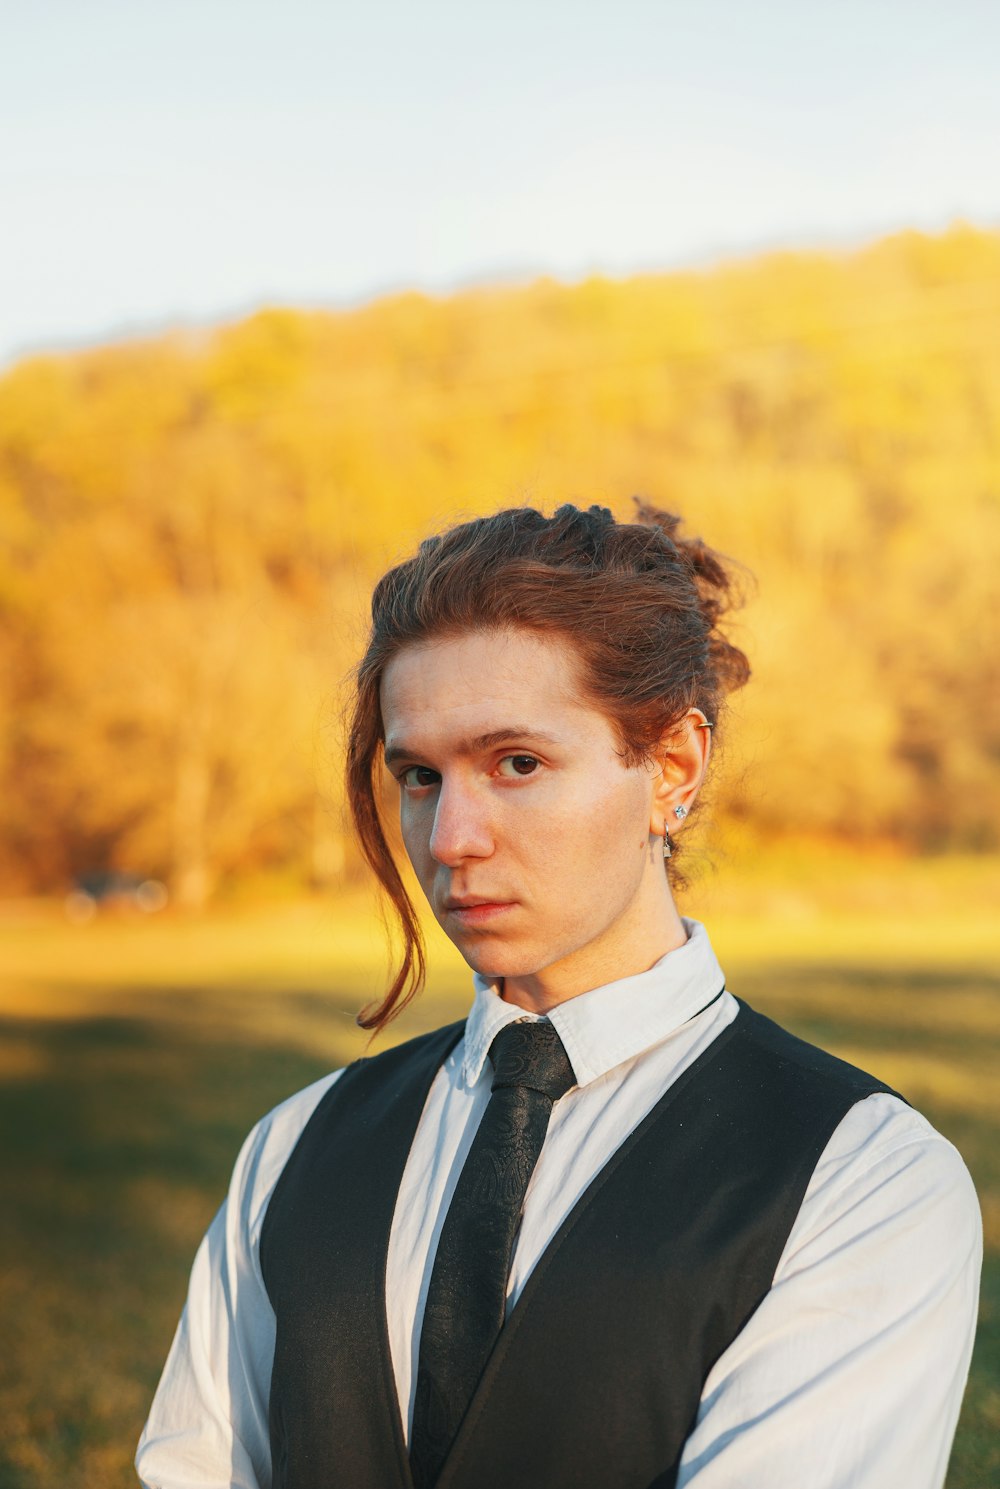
left=409, top=1018, right=576, bottom=1489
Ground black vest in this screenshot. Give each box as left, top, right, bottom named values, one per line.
left=260, top=1000, right=894, bottom=1489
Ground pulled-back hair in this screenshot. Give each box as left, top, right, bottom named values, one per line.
left=346, top=500, right=750, bottom=1031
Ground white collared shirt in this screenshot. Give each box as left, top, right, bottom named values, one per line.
left=136, top=919, right=982, bottom=1489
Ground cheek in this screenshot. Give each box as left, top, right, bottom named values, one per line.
left=399, top=800, right=434, bottom=867
left=521, top=772, right=649, bottom=877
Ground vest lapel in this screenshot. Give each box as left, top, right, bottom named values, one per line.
left=260, top=1020, right=466, bottom=1489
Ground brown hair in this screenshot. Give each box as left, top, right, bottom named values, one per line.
left=346, top=500, right=750, bottom=1031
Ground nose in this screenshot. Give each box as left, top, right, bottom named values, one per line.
left=428, top=778, right=494, bottom=866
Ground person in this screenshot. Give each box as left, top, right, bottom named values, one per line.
left=136, top=501, right=981, bottom=1489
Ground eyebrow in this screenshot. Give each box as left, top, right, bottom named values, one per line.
left=383, top=727, right=562, bottom=767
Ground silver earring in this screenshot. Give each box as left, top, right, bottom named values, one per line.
left=674, top=804, right=688, bottom=820
left=662, top=829, right=672, bottom=859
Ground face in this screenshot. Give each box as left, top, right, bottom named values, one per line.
left=379, top=628, right=681, bottom=1005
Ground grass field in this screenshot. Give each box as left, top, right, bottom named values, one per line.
left=1, top=856, right=997, bottom=1488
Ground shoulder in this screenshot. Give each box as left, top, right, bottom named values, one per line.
left=234, top=1019, right=468, bottom=1247
left=729, top=1005, right=982, bottom=1275
left=228, top=1070, right=346, bottom=1247
left=733, top=1001, right=982, bottom=1267
left=681, top=1092, right=982, bottom=1487
left=734, top=1000, right=898, bottom=1098
left=783, top=1091, right=982, bottom=1280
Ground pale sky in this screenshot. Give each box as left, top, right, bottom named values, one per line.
left=2, top=0, right=998, bottom=365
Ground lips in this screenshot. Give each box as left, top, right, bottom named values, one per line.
left=443, top=898, right=515, bottom=925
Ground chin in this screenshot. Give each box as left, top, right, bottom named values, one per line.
left=454, top=938, right=551, bottom=982
left=455, top=946, right=513, bottom=979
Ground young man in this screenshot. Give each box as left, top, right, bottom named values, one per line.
left=137, top=503, right=981, bottom=1488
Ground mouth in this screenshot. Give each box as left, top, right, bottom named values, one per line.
left=443, top=898, right=516, bottom=927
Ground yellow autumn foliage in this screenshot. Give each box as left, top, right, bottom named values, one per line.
left=1, top=223, right=998, bottom=902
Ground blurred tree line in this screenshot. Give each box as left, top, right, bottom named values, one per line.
left=1, top=224, right=998, bottom=905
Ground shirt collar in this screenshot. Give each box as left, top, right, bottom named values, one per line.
left=461, top=917, right=725, bottom=1089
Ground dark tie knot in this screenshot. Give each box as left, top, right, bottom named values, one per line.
left=488, top=1019, right=576, bottom=1103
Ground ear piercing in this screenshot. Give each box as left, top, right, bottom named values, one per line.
left=663, top=804, right=689, bottom=858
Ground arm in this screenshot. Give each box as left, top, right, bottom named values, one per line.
left=135, top=1073, right=341, bottom=1489
left=676, top=1095, right=982, bottom=1489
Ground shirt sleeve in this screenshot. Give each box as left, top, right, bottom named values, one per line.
left=675, top=1093, right=982, bottom=1489
left=135, top=1073, right=341, bottom=1489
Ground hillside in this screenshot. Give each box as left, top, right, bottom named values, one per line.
left=1, top=224, right=998, bottom=901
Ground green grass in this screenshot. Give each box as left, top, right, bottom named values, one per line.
left=0, top=868, right=997, bottom=1488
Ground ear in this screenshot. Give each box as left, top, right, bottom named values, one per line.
left=648, top=708, right=713, bottom=838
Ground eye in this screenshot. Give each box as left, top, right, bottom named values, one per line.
left=399, top=765, right=441, bottom=790
left=496, top=754, right=540, bottom=778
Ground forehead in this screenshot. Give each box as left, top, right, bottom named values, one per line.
left=380, top=629, right=610, bottom=755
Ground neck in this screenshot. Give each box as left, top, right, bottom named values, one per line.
left=500, top=877, right=687, bottom=1015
